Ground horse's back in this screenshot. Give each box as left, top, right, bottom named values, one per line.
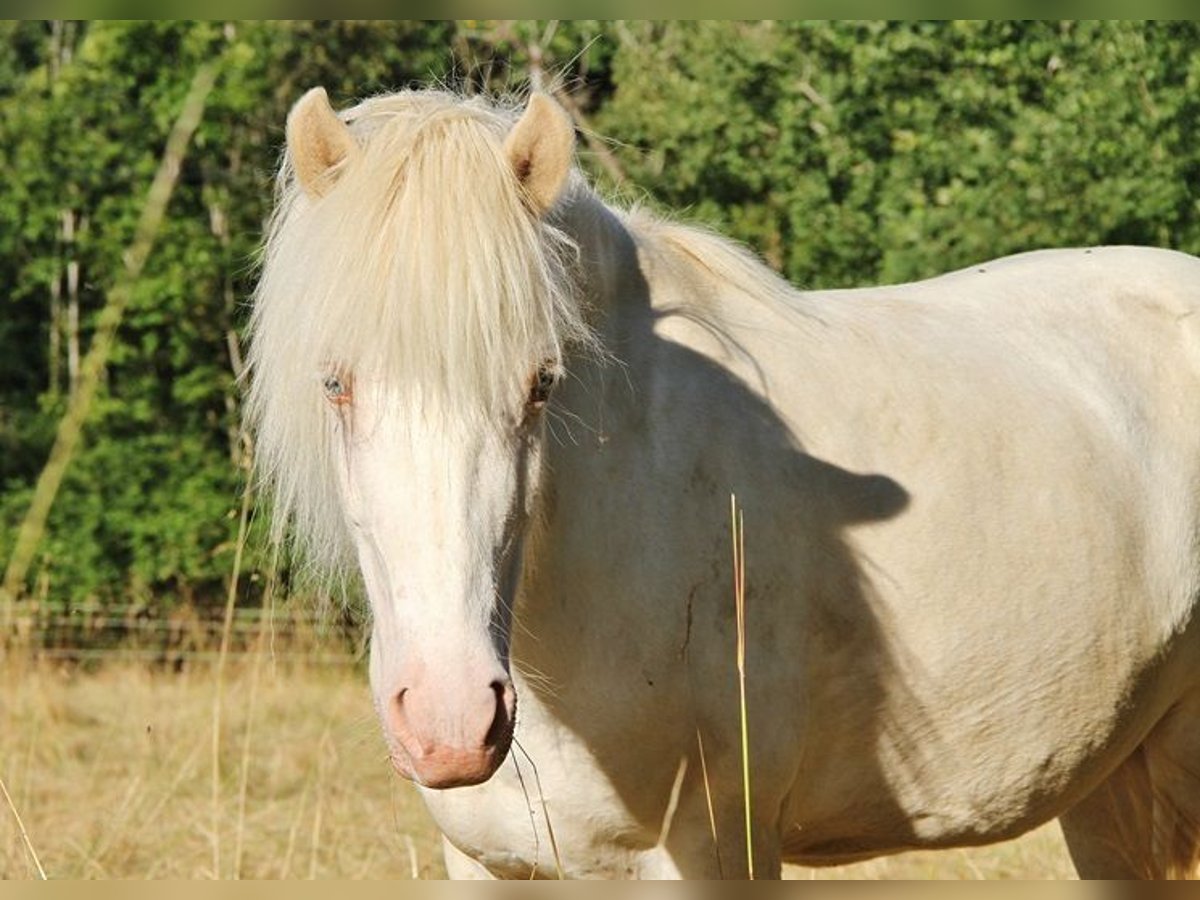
left=782, top=246, right=1200, bottom=496
left=678, top=245, right=1200, bottom=859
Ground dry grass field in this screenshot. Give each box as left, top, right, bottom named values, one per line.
left=0, top=659, right=1075, bottom=879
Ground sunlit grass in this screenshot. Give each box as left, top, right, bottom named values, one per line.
left=0, top=659, right=442, bottom=879
left=0, top=659, right=1077, bottom=879
left=788, top=824, right=1075, bottom=880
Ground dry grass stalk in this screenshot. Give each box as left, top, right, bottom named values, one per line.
left=404, top=834, right=420, bottom=879
left=0, top=772, right=45, bottom=879
left=278, top=762, right=315, bottom=879
left=232, top=555, right=278, bottom=878
left=512, top=739, right=566, bottom=879
left=210, top=473, right=254, bottom=877
left=731, top=493, right=753, bottom=879
left=656, top=757, right=689, bottom=849
left=695, top=728, right=724, bottom=878
left=542, top=796, right=564, bottom=879
left=308, top=782, right=324, bottom=880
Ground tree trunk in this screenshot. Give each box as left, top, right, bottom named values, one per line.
left=48, top=269, right=61, bottom=397
left=62, top=208, right=80, bottom=399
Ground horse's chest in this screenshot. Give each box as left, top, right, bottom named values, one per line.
left=422, top=747, right=647, bottom=878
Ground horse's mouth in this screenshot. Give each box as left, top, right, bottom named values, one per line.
left=389, top=739, right=512, bottom=789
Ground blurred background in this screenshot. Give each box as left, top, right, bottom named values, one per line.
left=1, top=21, right=1198, bottom=877
left=6, top=20, right=1200, bottom=658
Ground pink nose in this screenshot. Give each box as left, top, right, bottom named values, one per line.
left=386, top=679, right=516, bottom=789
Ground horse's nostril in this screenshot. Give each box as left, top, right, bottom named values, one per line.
left=486, top=679, right=516, bottom=748
left=388, top=688, right=416, bottom=750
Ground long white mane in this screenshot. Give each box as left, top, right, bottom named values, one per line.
left=247, top=90, right=591, bottom=570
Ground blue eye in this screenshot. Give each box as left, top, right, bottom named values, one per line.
left=324, top=373, right=352, bottom=403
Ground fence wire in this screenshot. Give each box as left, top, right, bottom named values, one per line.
left=9, top=599, right=363, bottom=667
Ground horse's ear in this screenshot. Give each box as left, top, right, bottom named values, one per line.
left=504, top=93, right=575, bottom=216
left=287, top=87, right=359, bottom=199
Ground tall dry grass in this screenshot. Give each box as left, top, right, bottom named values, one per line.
left=0, top=657, right=1081, bottom=879
left=0, top=659, right=442, bottom=879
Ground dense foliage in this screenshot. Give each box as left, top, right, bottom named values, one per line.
left=2, top=21, right=1198, bottom=618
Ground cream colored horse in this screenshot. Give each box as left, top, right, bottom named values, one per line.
left=248, top=86, right=1200, bottom=879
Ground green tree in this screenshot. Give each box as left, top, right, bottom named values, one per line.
left=4, top=21, right=1200, bottom=636
left=598, top=21, right=1200, bottom=286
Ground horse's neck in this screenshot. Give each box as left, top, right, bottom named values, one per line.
left=559, top=187, right=810, bottom=339
left=558, top=189, right=647, bottom=321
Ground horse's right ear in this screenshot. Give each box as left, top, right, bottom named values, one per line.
left=287, top=87, right=359, bottom=199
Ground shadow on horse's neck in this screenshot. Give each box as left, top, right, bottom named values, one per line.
left=556, top=188, right=643, bottom=321
left=557, top=188, right=807, bottom=398
left=509, top=188, right=933, bottom=874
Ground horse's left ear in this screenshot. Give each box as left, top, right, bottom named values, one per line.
left=504, top=93, right=575, bottom=216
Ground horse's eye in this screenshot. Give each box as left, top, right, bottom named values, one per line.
left=528, top=364, right=558, bottom=408
left=323, top=372, right=352, bottom=404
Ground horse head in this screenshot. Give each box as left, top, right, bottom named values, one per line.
left=250, top=88, right=586, bottom=788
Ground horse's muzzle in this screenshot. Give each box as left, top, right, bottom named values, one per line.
left=386, top=679, right=516, bottom=789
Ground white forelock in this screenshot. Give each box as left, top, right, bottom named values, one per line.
left=247, top=90, right=592, bottom=571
